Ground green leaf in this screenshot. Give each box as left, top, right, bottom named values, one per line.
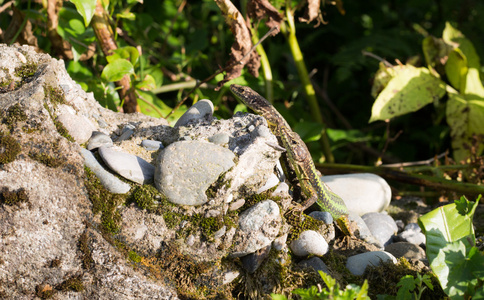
left=57, top=7, right=96, bottom=61
left=116, top=11, right=136, bottom=20
left=418, top=196, right=480, bottom=296
left=422, top=36, right=452, bottom=74
left=70, top=0, right=97, bottom=27
left=101, top=59, right=134, bottom=82
left=327, top=129, right=372, bottom=143
left=446, top=90, right=484, bottom=161
left=293, top=122, right=324, bottom=142
left=454, top=196, right=475, bottom=215
left=442, top=22, right=484, bottom=97
left=136, top=74, right=156, bottom=91
left=112, top=46, right=140, bottom=65
left=395, top=275, right=416, bottom=300
left=445, top=49, right=468, bottom=92
left=369, top=65, right=446, bottom=122
left=270, top=294, right=288, bottom=300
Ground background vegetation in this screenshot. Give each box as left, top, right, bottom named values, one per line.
left=1, top=0, right=483, bottom=196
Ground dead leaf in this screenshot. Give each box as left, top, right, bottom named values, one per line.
left=2, top=5, right=39, bottom=48
left=214, top=0, right=260, bottom=89
left=299, top=0, right=320, bottom=24
left=247, top=0, right=283, bottom=35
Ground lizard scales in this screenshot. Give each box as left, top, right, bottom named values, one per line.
left=230, top=84, right=352, bottom=236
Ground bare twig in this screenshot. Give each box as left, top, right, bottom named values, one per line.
left=164, top=26, right=278, bottom=119
left=362, top=50, right=393, bottom=68
left=381, top=151, right=449, bottom=168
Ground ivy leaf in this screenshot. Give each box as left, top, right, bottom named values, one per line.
left=101, top=59, right=134, bottom=82
left=70, top=0, right=97, bottom=27
left=369, top=65, right=446, bottom=122
left=395, top=275, right=416, bottom=300
left=446, top=90, right=484, bottom=162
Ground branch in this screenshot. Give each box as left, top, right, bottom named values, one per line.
left=316, top=162, right=484, bottom=195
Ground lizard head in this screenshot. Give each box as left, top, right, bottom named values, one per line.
left=229, top=84, right=271, bottom=112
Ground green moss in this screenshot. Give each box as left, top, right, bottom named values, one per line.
left=84, top=166, right=125, bottom=234
left=44, top=85, right=66, bottom=105
left=29, top=151, right=64, bottom=168
left=78, top=231, right=94, bottom=270
left=42, top=103, right=75, bottom=143
left=128, top=250, right=142, bottom=263
left=57, top=276, right=84, bottom=292
left=163, top=211, right=187, bottom=229
left=129, top=185, right=159, bottom=210
left=0, top=133, right=21, bottom=164
left=14, top=62, right=37, bottom=78
left=5, top=103, right=27, bottom=130
left=285, top=211, right=325, bottom=241
left=0, top=187, right=28, bottom=206
left=199, top=216, right=224, bottom=239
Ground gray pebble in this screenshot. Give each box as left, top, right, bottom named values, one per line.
left=229, top=199, right=245, bottom=211
left=56, top=106, right=96, bottom=144
left=385, top=242, right=426, bottom=261
left=222, top=271, right=240, bottom=285
left=298, top=257, right=330, bottom=275
left=208, top=132, right=230, bottom=145
left=213, top=226, right=226, bottom=239
left=346, top=251, right=397, bottom=276
left=362, top=212, right=398, bottom=246
left=175, top=99, right=214, bottom=127
left=256, top=173, right=280, bottom=194
left=116, top=124, right=135, bottom=141
left=396, top=223, right=426, bottom=246
left=98, top=146, right=155, bottom=184
left=272, top=234, right=288, bottom=251
left=141, top=140, right=164, bottom=151
left=231, top=200, right=281, bottom=257
left=321, top=173, right=392, bottom=216
left=290, top=230, right=328, bottom=257
left=252, top=125, right=271, bottom=138
left=309, top=211, right=333, bottom=224
left=205, top=210, right=221, bottom=218
left=80, top=148, right=130, bottom=194
left=349, top=212, right=383, bottom=249
left=154, top=141, right=235, bottom=206
left=241, top=244, right=271, bottom=274
left=87, top=131, right=113, bottom=150
left=271, top=182, right=289, bottom=197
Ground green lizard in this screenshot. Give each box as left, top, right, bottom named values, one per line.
left=230, top=84, right=353, bottom=236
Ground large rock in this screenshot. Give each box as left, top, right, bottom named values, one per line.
left=0, top=44, right=177, bottom=299
left=0, top=44, right=295, bottom=298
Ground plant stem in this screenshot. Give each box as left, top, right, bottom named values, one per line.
left=282, top=5, right=334, bottom=163
left=251, top=27, right=274, bottom=103
left=316, top=162, right=484, bottom=195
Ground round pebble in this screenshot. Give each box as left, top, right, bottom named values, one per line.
left=290, top=230, right=329, bottom=257
left=241, top=245, right=271, bottom=274
left=321, top=173, right=392, bottom=216
left=208, top=132, right=230, bottom=145
left=174, top=99, right=214, bottom=127
left=116, top=124, right=135, bottom=141
left=98, top=146, right=155, bottom=184
left=141, top=140, right=164, bottom=151
left=256, top=173, right=280, bottom=194
left=396, top=223, right=426, bottom=246
left=56, top=106, right=96, bottom=144
left=346, top=251, right=397, bottom=276
left=80, top=148, right=130, bottom=194
left=272, top=234, right=288, bottom=251
left=231, top=200, right=281, bottom=257
left=87, top=131, right=113, bottom=150
left=309, top=211, right=333, bottom=224
left=154, top=141, right=235, bottom=206
left=298, top=257, right=330, bottom=275
left=362, top=212, right=398, bottom=246
left=385, top=242, right=426, bottom=261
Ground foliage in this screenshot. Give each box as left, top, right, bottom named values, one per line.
left=418, top=195, right=484, bottom=299
left=370, top=23, right=484, bottom=162
left=271, top=271, right=370, bottom=300
left=377, top=274, right=433, bottom=300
